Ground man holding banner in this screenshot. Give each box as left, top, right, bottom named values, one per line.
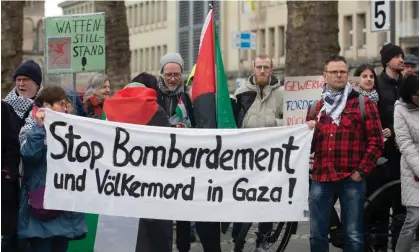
left=232, top=54, right=284, bottom=250
left=306, top=55, right=384, bottom=252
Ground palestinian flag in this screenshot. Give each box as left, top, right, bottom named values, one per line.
left=191, top=8, right=236, bottom=129
left=175, top=98, right=192, bottom=127
left=68, top=86, right=169, bottom=252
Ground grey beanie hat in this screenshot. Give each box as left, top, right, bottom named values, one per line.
left=160, top=53, right=184, bottom=73
left=124, top=82, right=146, bottom=89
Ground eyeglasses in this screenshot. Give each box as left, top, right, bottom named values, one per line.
left=15, top=77, right=32, bottom=84
left=326, top=70, right=348, bottom=76
left=164, top=73, right=182, bottom=79
left=254, top=65, right=272, bottom=71
left=54, top=101, right=71, bottom=109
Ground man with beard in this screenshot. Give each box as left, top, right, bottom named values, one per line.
left=231, top=54, right=284, bottom=251
left=156, top=53, right=198, bottom=252
left=377, top=43, right=406, bottom=250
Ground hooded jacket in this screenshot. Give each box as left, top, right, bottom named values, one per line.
left=394, top=100, right=419, bottom=207
left=103, top=84, right=169, bottom=127
left=233, top=74, right=284, bottom=128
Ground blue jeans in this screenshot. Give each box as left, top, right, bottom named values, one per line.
left=309, top=177, right=365, bottom=252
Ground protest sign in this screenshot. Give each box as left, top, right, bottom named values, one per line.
left=44, top=13, right=106, bottom=74
left=283, top=76, right=360, bottom=126
left=43, top=110, right=313, bottom=222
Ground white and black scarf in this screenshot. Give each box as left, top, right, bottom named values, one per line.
left=321, top=84, right=352, bottom=125
left=360, top=89, right=379, bottom=104
left=3, top=88, right=35, bottom=119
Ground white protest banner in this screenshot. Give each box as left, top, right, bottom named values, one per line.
left=283, top=76, right=360, bottom=126
left=44, top=110, right=313, bottom=222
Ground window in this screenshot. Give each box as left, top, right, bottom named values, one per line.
left=268, top=27, right=275, bottom=57
left=344, top=15, right=353, bottom=49
left=133, top=4, right=138, bottom=27
left=145, top=2, right=149, bottom=25
left=163, top=45, right=167, bottom=56
left=150, top=1, right=155, bottom=24
left=278, top=26, right=285, bottom=57
left=193, top=29, right=201, bottom=63
left=157, top=46, right=161, bottom=64
left=151, top=47, right=155, bottom=71
left=163, top=0, right=167, bottom=21
left=193, top=1, right=204, bottom=24
left=260, top=28, right=266, bottom=53
left=179, top=31, right=190, bottom=71
left=145, top=48, right=150, bottom=70
left=179, top=1, right=189, bottom=27
left=139, top=3, right=144, bottom=25
left=127, top=6, right=132, bottom=28
left=357, top=13, right=366, bottom=48
left=131, top=50, right=135, bottom=72
left=139, top=49, right=144, bottom=71
left=414, top=1, right=419, bottom=19
left=156, top=1, right=161, bottom=22
left=135, top=50, right=139, bottom=72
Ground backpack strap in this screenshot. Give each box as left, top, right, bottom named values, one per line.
left=310, top=101, right=318, bottom=120
left=358, top=95, right=365, bottom=124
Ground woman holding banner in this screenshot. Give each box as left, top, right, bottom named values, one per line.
left=19, top=86, right=87, bottom=252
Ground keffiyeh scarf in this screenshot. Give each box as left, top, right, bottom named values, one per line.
left=360, top=89, right=379, bottom=104
left=321, top=84, right=352, bottom=125
left=3, top=88, right=35, bottom=119
left=157, top=77, right=185, bottom=97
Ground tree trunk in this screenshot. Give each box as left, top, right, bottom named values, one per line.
left=94, top=1, right=130, bottom=91
left=285, top=1, right=340, bottom=76
left=1, top=1, right=25, bottom=97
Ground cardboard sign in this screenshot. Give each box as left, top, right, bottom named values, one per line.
left=44, top=13, right=106, bottom=74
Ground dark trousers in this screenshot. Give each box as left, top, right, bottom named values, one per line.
left=26, top=237, right=69, bottom=252
left=196, top=222, right=221, bottom=252
left=137, top=219, right=173, bottom=252
left=176, top=221, right=192, bottom=252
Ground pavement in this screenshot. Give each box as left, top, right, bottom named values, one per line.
left=173, top=221, right=342, bottom=252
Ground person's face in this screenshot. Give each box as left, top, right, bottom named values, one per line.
left=95, top=80, right=111, bottom=100
left=359, top=68, right=375, bottom=92
left=253, top=57, right=273, bottom=86
left=45, top=99, right=69, bottom=113
left=323, top=61, right=349, bottom=90
left=387, top=54, right=404, bottom=72
left=162, top=63, right=182, bottom=90
left=15, top=76, right=38, bottom=98
left=403, top=64, right=418, bottom=76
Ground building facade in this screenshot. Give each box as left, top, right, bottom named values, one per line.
left=23, top=1, right=45, bottom=81
left=58, top=0, right=419, bottom=88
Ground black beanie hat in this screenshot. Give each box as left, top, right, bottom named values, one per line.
left=380, top=43, right=404, bottom=68
left=13, top=60, right=42, bottom=86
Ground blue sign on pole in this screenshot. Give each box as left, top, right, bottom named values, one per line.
left=232, top=32, right=256, bottom=50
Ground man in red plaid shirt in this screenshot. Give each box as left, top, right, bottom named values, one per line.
left=306, top=55, right=384, bottom=252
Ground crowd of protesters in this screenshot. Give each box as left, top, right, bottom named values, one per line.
left=2, top=44, right=419, bottom=252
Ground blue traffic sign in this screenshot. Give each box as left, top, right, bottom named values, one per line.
left=232, top=32, right=256, bottom=50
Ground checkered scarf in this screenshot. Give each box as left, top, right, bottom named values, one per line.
left=321, top=83, right=352, bottom=125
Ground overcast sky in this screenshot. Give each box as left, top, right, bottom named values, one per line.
left=45, top=0, right=63, bottom=17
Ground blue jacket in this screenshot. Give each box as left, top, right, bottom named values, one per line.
left=19, top=125, right=87, bottom=239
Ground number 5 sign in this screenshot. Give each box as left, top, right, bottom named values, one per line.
left=371, top=0, right=390, bottom=32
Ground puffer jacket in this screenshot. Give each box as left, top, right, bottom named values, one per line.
left=19, top=125, right=87, bottom=239
left=394, top=100, right=419, bottom=207
left=234, top=74, right=284, bottom=128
